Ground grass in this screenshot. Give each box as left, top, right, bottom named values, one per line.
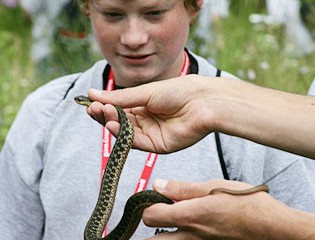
left=0, top=6, right=34, bottom=147
left=0, top=1, right=315, bottom=149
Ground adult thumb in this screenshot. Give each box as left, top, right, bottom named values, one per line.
left=153, top=179, right=211, bottom=201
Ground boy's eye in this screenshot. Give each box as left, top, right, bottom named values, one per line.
left=147, top=10, right=162, bottom=16
left=104, top=12, right=123, bottom=18
left=144, top=10, right=165, bottom=20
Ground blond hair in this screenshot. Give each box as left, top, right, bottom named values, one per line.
left=77, top=0, right=200, bottom=16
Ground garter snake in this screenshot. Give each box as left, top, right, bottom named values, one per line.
left=74, top=95, right=269, bottom=240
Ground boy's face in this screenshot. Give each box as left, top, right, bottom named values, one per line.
left=89, top=0, right=197, bottom=87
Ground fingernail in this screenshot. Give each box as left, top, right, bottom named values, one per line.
left=154, top=179, right=168, bottom=192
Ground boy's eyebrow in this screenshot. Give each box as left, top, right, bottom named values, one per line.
left=142, top=0, right=177, bottom=10
left=93, top=0, right=177, bottom=10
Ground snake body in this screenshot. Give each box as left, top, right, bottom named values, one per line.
left=84, top=103, right=135, bottom=239
left=209, top=184, right=269, bottom=195
left=74, top=95, right=269, bottom=240
left=75, top=95, right=173, bottom=240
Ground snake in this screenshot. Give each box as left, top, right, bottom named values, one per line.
left=74, top=95, right=269, bottom=240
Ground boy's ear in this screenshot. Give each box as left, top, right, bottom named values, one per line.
left=197, top=0, right=203, bottom=8
left=189, top=0, right=203, bottom=22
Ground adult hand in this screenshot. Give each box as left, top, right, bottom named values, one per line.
left=87, top=75, right=220, bottom=153
left=141, top=179, right=303, bottom=240
left=86, top=74, right=315, bottom=159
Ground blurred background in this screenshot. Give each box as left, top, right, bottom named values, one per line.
left=0, top=0, right=315, bottom=148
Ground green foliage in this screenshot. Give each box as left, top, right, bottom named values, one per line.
left=0, top=6, right=34, bottom=148
left=0, top=1, right=315, bottom=149
left=190, top=0, right=315, bottom=94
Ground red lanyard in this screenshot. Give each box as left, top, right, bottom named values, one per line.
left=101, top=51, right=190, bottom=236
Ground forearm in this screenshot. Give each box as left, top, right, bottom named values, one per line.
left=208, top=78, right=315, bottom=159
left=286, top=209, right=315, bottom=239
left=268, top=205, right=315, bottom=240
left=252, top=203, right=315, bottom=240
left=243, top=203, right=315, bottom=240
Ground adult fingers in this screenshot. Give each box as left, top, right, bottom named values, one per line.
left=88, top=85, right=152, bottom=109
left=86, top=101, right=107, bottom=125
left=87, top=102, right=119, bottom=127
left=152, top=179, right=213, bottom=201
left=142, top=196, right=215, bottom=231
left=153, top=179, right=256, bottom=201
